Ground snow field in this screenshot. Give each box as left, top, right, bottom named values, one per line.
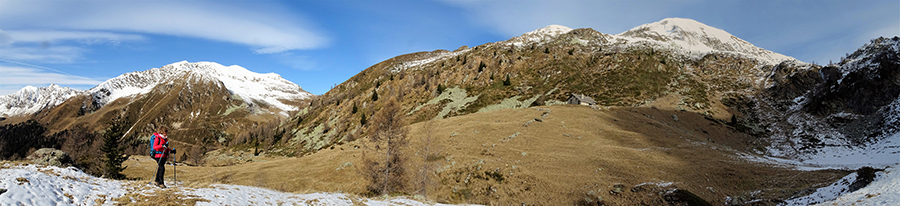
left=0, top=163, right=467, bottom=206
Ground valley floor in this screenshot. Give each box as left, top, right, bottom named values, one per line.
left=120, top=105, right=869, bottom=205
left=2, top=105, right=896, bottom=205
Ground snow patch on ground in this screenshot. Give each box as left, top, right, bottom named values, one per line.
left=781, top=164, right=899, bottom=206
left=745, top=131, right=900, bottom=171
left=635, top=181, right=674, bottom=188
left=0, top=163, right=468, bottom=206
left=0, top=163, right=127, bottom=205
left=815, top=165, right=899, bottom=206
left=781, top=172, right=859, bottom=205
left=390, top=50, right=469, bottom=73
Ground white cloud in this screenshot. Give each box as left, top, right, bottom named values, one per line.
left=0, top=46, right=86, bottom=63
left=3, top=30, right=145, bottom=45
left=0, top=30, right=12, bottom=45
left=0, top=0, right=328, bottom=54
left=0, top=65, right=103, bottom=85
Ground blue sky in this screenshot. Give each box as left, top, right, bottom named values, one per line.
left=0, top=0, right=897, bottom=95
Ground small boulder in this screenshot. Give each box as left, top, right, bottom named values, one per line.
left=26, top=148, right=73, bottom=167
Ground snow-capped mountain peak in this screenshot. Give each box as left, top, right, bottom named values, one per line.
left=524, top=24, right=573, bottom=37
left=0, top=84, right=82, bottom=118
left=619, top=17, right=795, bottom=65
left=90, top=61, right=311, bottom=112
left=507, top=24, right=574, bottom=46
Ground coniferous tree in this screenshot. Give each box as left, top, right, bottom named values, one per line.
left=100, top=119, right=130, bottom=180
left=372, top=90, right=379, bottom=101
left=361, top=96, right=408, bottom=195
left=361, top=113, right=368, bottom=125
left=503, top=74, right=512, bottom=86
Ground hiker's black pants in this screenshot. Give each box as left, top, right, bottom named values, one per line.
left=155, top=156, right=167, bottom=185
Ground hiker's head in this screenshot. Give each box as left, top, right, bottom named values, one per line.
left=158, top=126, right=168, bottom=136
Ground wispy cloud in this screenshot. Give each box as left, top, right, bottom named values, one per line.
left=0, top=62, right=104, bottom=95
left=0, top=45, right=86, bottom=63
left=4, top=30, right=144, bottom=45
left=0, top=0, right=328, bottom=55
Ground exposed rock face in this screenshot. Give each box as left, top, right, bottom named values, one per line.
left=807, top=37, right=900, bottom=116
left=27, top=148, right=73, bottom=168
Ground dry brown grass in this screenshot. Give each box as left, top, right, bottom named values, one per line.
left=124, top=105, right=848, bottom=205
left=111, top=188, right=207, bottom=206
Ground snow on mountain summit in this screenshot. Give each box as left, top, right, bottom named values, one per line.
left=507, top=24, right=574, bottom=46
left=619, top=17, right=795, bottom=65
left=0, top=84, right=81, bottom=118
left=500, top=18, right=795, bottom=66
left=90, top=61, right=312, bottom=112
left=524, top=24, right=573, bottom=36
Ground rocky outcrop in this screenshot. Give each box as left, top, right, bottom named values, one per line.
left=26, top=148, right=73, bottom=167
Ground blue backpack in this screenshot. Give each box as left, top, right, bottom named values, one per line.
left=149, top=134, right=164, bottom=158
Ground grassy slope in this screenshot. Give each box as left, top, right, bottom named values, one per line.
left=124, top=105, right=847, bottom=205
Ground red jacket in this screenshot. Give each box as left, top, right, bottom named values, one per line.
left=152, top=133, right=172, bottom=158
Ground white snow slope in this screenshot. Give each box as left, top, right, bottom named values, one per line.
left=90, top=61, right=312, bottom=112
left=618, top=18, right=795, bottom=65
left=0, top=84, right=81, bottom=118
left=0, top=163, right=464, bottom=206
left=780, top=164, right=899, bottom=206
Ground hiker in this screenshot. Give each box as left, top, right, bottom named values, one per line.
left=151, top=126, right=176, bottom=188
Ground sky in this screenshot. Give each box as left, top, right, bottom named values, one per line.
left=0, top=0, right=897, bottom=96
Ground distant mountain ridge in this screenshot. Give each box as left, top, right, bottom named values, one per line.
left=618, top=17, right=794, bottom=65
left=0, top=84, right=81, bottom=118
left=501, top=18, right=795, bottom=66
left=87, top=61, right=312, bottom=114
left=1, top=61, right=312, bottom=118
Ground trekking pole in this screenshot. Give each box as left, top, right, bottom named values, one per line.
left=173, top=154, right=177, bottom=187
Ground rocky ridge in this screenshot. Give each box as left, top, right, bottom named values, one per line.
left=0, top=84, right=82, bottom=118
left=86, top=61, right=312, bottom=115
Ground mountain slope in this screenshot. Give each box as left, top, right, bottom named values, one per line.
left=0, top=61, right=313, bottom=171
left=0, top=84, right=81, bottom=118
left=726, top=37, right=900, bottom=163
left=277, top=17, right=797, bottom=154
left=86, top=61, right=312, bottom=115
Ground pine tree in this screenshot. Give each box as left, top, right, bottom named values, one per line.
left=361, top=113, right=368, bottom=125
left=352, top=102, right=358, bottom=114
left=372, top=90, right=379, bottom=101
left=503, top=74, right=511, bottom=86
left=100, top=119, right=130, bottom=180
